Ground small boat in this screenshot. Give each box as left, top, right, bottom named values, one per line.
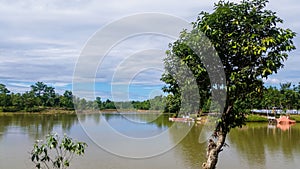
left=276, top=116, right=296, bottom=124
left=169, top=117, right=195, bottom=122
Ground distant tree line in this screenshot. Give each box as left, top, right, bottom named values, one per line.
left=0, top=82, right=166, bottom=112
left=162, top=82, right=300, bottom=115
left=78, top=96, right=166, bottom=111
left=0, top=82, right=74, bottom=112
left=247, top=82, right=300, bottom=110
left=2, top=81, right=298, bottom=113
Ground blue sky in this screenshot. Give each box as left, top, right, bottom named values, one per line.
left=0, top=0, right=300, bottom=101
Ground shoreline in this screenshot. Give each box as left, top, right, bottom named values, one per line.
left=1, top=110, right=300, bottom=122
left=0, top=108, right=163, bottom=115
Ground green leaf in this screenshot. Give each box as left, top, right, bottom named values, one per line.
left=64, top=160, right=70, bottom=167
left=30, top=133, right=87, bottom=169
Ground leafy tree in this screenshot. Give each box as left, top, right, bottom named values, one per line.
left=31, top=133, right=87, bottom=169
left=86, top=100, right=98, bottom=110
left=0, top=84, right=11, bottom=109
left=149, top=95, right=166, bottom=111
left=132, top=100, right=150, bottom=110
left=6, top=92, right=23, bottom=112
left=258, top=83, right=300, bottom=111
left=292, top=83, right=300, bottom=109
left=103, top=99, right=116, bottom=109
left=95, top=97, right=103, bottom=109
left=163, top=94, right=181, bottom=114
left=260, top=86, right=281, bottom=109
left=60, top=91, right=74, bottom=109
left=22, top=91, right=42, bottom=112
left=161, top=0, right=295, bottom=168
left=31, top=82, right=56, bottom=107
left=75, top=98, right=87, bottom=110
left=0, top=83, right=10, bottom=93
left=279, top=82, right=293, bottom=109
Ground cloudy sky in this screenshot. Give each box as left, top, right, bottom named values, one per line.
left=0, top=0, right=299, bottom=100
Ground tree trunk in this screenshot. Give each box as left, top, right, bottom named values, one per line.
left=202, top=132, right=227, bottom=169
left=202, top=102, right=231, bottom=169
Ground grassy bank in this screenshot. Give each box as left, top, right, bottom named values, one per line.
left=289, top=115, right=300, bottom=122
left=246, top=114, right=300, bottom=122
left=0, top=108, right=161, bottom=115
left=246, top=114, right=269, bottom=122
left=0, top=108, right=75, bottom=115
left=2, top=110, right=300, bottom=123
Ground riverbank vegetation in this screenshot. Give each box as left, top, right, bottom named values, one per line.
left=162, top=82, right=300, bottom=115
left=0, top=82, right=165, bottom=113
left=1, top=81, right=300, bottom=114
left=0, top=82, right=74, bottom=112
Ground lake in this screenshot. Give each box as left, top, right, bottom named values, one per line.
left=0, top=113, right=300, bottom=169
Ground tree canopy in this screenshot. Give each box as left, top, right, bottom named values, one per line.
left=161, top=0, right=296, bottom=168
left=0, top=82, right=74, bottom=112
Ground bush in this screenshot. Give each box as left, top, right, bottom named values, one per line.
left=2, top=106, right=22, bottom=112
left=30, top=133, right=87, bottom=169
left=25, top=106, right=44, bottom=112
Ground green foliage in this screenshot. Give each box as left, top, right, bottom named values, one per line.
left=162, top=1, right=296, bottom=167
left=0, top=84, right=10, bottom=94
left=31, top=133, right=87, bottom=169
left=0, top=82, right=75, bottom=112
left=0, top=84, right=10, bottom=108
left=95, top=96, right=167, bottom=111
left=0, top=82, right=169, bottom=112
left=161, top=0, right=296, bottom=132
left=131, top=100, right=150, bottom=110
left=149, top=95, right=166, bottom=111
left=163, top=94, right=181, bottom=113
left=246, top=114, right=268, bottom=122
left=59, top=91, right=74, bottom=109
left=103, top=99, right=117, bottom=109
left=242, top=82, right=300, bottom=110
left=31, top=82, right=56, bottom=107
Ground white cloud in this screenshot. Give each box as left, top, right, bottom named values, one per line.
left=0, top=0, right=300, bottom=99
left=94, top=34, right=171, bottom=86
left=8, top=82, right=30, bottom=88
left=263, top=78, right=281, bottom=85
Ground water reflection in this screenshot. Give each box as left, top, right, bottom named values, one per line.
left=1, top=114, right=300, bottom=169
left=0, top=113, right=78, bottom=140
left=78, top=113, right=193, bottom=158
left=226, top=123, right=300, bottom=169
left=101, top=112, right=172, bottom=128
left=276, top=123, right=295, bottom=131
left=171, top=124, right=207, bottom=168
left=97, top=113, right=173, bottom=139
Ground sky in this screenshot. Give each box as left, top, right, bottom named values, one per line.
left=0, top=0, right=300, bottom=101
